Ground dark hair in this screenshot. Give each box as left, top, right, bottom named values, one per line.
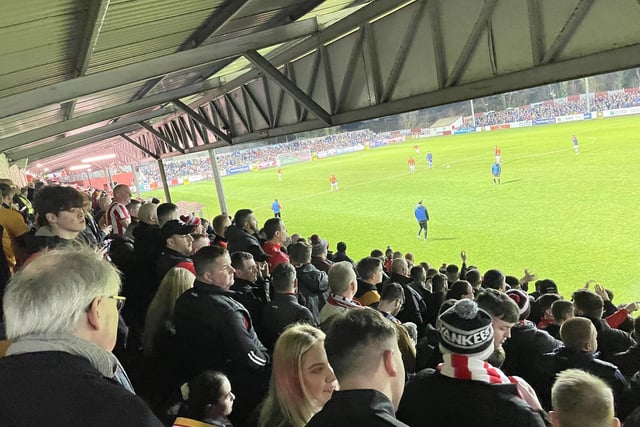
left=271, top=262, right=296, bottom=293
left=370, top=249, right=383, bottom=258
left=465, top=268, right=481, bottom=286
left=445, top=264, right=459, bottom=274
left=324, top=309, right=396, bottom=380
left=380, top=282, right=404, bottom=304
left=0, top=183, right=13, bottom=198
left=336, top=242, right=347, bottom=252
left=476, top=288, right=520, bottom=323
left=193, top=245, right=227, bottom=277
left=230, top=251, right=253, bottom=270
left=445, top=280, right=472, bottom=300
left=356, top=257, right=382, bottom=281
left=551, top=300, right=573, bottom=323
left=157, top=203, right=178, bottom=223
left=536, top=293, right=562, bottom=312
left=410, top=266, right=426, bottom=283
left=233, top=209, right=253, bottom=227
left=572, top=289, right=603, bottom=318
left=431, top=273, right=448, bottom=294
left=184, top=370, right=229, bottom=420
left=263, top=218, right=283, bottom=240
left=482, top=269, right=506, bottom=290
left=33, top=186, right=84, bottom=227
left=289, top=241, right=311, bottom=264
left=505, top=276, right=519, bottom=289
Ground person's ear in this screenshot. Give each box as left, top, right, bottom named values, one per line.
left=45, top=212, right=58, bottom=225
left=548, top=411, right=560, bottom=426
left=382, top=349, right=399, bottom=378
left=612, top=417, right=621, bottom=427
left=86, top=297, right=103, bottom=331
left=293, top=278, right=298, bottom=291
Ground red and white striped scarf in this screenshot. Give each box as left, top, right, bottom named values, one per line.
left=327, top=292, right=363, bottom=309
left=437, top=353, right=515, bottom=385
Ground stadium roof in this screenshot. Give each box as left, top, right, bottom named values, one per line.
left=2, top=0, right=640, bottom=173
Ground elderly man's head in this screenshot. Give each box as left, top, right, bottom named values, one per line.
left=3, top=247, right=122, bottom=351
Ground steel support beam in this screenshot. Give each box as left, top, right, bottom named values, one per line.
left=244, top=50, right=332, bottom=125
left=527, top=0, right=544, bottom=65
left=380, top=0, right=426, bottom=103
left=207, top=149, right=228, bottom=214
left=7, top=107, right=172, bottom=157
left=542, top=0, right=595, bottom=64
left=427, top=0, right=447, bottom=89
left=157, top=159, right=171, bottom=203
left=0, top=80, right=219, bottom=150
left=120, top=134, right=159, bottom=159
left=0, top=18, right=319, bottom=119
left=13, top=124, right=140, bottom=161
left=140, top=122, right=185, bottom=154
left=63, top=0, right=111, bottom=121
left=445, top=0, right=499, bottom=87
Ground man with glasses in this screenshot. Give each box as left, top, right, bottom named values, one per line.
left=174, top=245, right=270, bottom=425
left=0, top=247, right=162, bottom=426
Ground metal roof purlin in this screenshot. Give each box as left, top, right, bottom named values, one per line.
left=172, top=99, right=231, bottom=144
left=0, top=18, right=319, bottom=120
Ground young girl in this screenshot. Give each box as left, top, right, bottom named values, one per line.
left=173, top=371, right=235, bottom=427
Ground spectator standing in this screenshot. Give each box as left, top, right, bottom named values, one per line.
left=306, top=309, right=409, bottom=427
left=104, top=184, right=132, bottom=236
left=289, top=241, right=329, bottom=323
left=261, top=218, right=289, bottom=271
left=174, top=246, right=269, bottom=425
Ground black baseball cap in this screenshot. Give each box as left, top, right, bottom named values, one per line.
left=161, top=219, right=195, bottom=242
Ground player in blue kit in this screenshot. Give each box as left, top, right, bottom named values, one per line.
left=572, top=135, right=579, bottom=154
left=492, top=161, right=501, bottom=184
left=426, top=151, right=433, bottom=169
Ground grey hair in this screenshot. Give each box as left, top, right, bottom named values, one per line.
left=3, top=246, right=121, bottom=340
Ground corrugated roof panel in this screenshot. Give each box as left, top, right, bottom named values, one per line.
left=0, top=63, right=70, bottom=98
left=73, top=81, right=150, bottom=114
left=0, top=106, right=63, bottom=139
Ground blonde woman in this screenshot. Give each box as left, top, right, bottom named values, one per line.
left=258, top=324, right=338, bottom=427
left=143, top=267, right=195, bottom=358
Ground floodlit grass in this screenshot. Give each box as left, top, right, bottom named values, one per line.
left=143, top=116, right=640, bottom=301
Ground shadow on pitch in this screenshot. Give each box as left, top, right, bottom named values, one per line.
left=498, top=179, right=523, bottom=185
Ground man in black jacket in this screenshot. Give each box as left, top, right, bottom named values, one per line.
left=225, top=209, right=269, bottom=262
left=261, top=262, right=316, bottom=351
left=307, top=309, right=409, bottom=427
left=289, top=240, right=329, bottom=323
left=573, top=289, right=635, bottom=360
left=155, top=219, right=195, bottom=282
left=230, top=251, right=269, bottom=332
left=535, top=317, right=627, bottom=413
left=174, top=245, right=269, bottom=425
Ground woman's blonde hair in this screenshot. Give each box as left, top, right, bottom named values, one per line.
left=258, top=324, right=326, bottom=427
left=143, top=267, right=195, bottom=357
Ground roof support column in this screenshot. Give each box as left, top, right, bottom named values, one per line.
left=157, top=159, right=171, bottom=204
left=207, top=148, right=228, bottom=215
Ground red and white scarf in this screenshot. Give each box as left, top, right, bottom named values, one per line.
left=437, top=353, right=515, bottom=385
left=327, top=292, right=363, bottom=308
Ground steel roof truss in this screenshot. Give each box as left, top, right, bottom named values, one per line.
left=445, top=0, right=499, bottom=88
left=244, top=49, right=332, bottom=125
left=140, top=121, right=185, bottom=154
left=427, top=0, right=447, bottom=89
left=361, top=22, right=382, bottom=105
left=336, top=30, right=364, bottom=114
left=121, top=134, right=159, bottom=160
left=380, top=0, right=426, bottom=103
left=240, top=86, right=254, bottom=134
left=542, top=0, right=596, bottom=64
left=527, top=0, right=544, bottom=65
left=242, top=85, right=269, bottom=127
left=299, top=52, right=322, bottom=122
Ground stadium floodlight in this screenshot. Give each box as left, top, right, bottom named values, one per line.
left=81, top=153, right=116, bottom=163
left=69, top=164, right=92, bottom=171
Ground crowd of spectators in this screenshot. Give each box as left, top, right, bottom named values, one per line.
left=4, top=182, right=640, bottom=426
left=463, top=89, right=640, bottom=127
left=135, top=129, right=384, bottom=185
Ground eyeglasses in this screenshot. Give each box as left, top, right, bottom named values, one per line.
left=108, top=295, right=126, bottom=312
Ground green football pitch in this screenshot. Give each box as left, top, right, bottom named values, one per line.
left=143, top=115, right=640, bottom=302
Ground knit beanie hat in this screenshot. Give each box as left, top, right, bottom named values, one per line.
left=506, top=289, right=531, bottom=321
left=438, top=299, right=494, bottom=360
